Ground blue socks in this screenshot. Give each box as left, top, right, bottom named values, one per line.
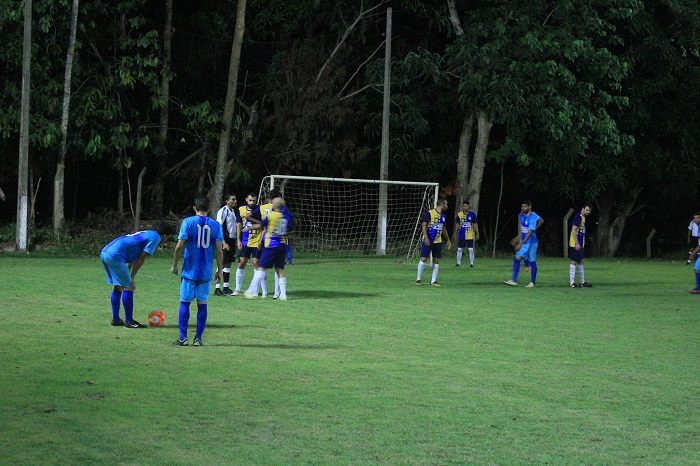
left=195, top=303, right=207, bottom=340
left=530, top=262, right=538, bottom=284
left=110, top=290, right=122, bottom=321
left=695, top=271, right=700, bottom=289
left=178, top=302, right=190, bottom=340
left=122, top=290, right=134, bottom=323
left=512, top=259, right=521, bottom=282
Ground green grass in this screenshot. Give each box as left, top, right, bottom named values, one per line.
left=1, top=254, right=699, bottom=465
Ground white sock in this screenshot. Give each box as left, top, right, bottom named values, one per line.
left=274, top=271, right=280, bottom=296
left=468, top=248, right=474, bottom=265
left=279, top=277, right=287, bottom=298
left=417, top=261, right=426, bottom=280
left=260, top=270, right=267, bottom=296
left=569, top=264, right=576, bottom=285
left=456, top=248, right=463, bottom=265
left=431, top=264, right=440, bottom=284
left=236, top=268, right=244, bottom=291
left=577, top=265, right=585, bottom=284
left=245, top=269, right=265, bottom=295
left=215, top=283, right=221, bottom=289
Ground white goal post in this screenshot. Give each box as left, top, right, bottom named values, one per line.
left=259, top=175, right=439, bottom=261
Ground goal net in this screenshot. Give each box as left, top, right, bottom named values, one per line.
left=259, top=175, right=438, bottom=261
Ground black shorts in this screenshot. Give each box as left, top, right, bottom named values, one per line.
left=458, top=239, right=474, bottom=249
left=223, top=238, right=237, bottom=264
left=569, top=247, right=585, bottom=263
left=239, top=245, right=259, bottom=260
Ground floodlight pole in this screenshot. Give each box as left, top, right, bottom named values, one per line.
left=377, top=6, right=391, bottom=256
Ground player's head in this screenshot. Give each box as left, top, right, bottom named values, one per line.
left=521, top=200, right=532, bottom=214
left=462, top=200, right=470, bottom=212
left=269, top=189, right=282, bottom=202
left=155, top=223, right=176, bottom=238
left=224, top=194, right=237, bottom=209
left=436, top=198, right=448, bottom=212
left=194, top=196, right=210, bottom=214
left=272, top=197, right=285, bottom=211
left=581, top=203, right=592, bottom=217
left=245, top=192, right=258, bottom=206
left=694, top=212, right=700, bottom=224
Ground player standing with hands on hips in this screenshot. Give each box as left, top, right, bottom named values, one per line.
left=416, top=199, right=451, bottom=286
left=171, top=196, right=224, bottom=346
left=504, top=200, right=543, bottom=288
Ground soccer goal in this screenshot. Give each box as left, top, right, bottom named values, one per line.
left=259, top=175, right=439, bottom=261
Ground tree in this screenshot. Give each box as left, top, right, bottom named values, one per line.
left=16, top=0, right=33, bottom=250
left=53, top=0, right=80, bottom=234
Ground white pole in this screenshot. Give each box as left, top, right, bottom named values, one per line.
left=377, top=7, right=392, bottom=256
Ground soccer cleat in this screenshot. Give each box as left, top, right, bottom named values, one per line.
left=569, top=283, right=576, bottom=288
left=430, top=282, right=442, bottom=287
left=230, top=290, right=241, bottom=296
left=278, top=296, right=288, bottom=300
left=172, top=338, right=188, bottom=346
left=261, top=294, right=268, bottom=299
left=689, top=289, right=700, bottom=294
left=579, top=282, right=593, bottom=288
left=222, top=287, right=232, bottom=295
left=273, top=294, right=280, bottom=299
left=214, top=288, right=224, bottom=296
left=455, top=263, right=461, bottom=267
left=525, top=282, right=536, bottom=288
left=193, top=338, right=203, bottom=347
left=124, top=320, right=146, bottom=328
left=415, top=280, right=422, bottom=286
left=243, top=292, right=257, bottom=299
left=111, top=318, right=125, bottom=327
left=470, top=264, right=474, bottom=268
left=503, top=280, right=518, bottom=286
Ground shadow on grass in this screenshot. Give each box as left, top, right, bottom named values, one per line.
left=286, top=290, right=378, bottom=299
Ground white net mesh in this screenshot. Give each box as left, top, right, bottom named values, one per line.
left=259, top=176, right=438, bottom=261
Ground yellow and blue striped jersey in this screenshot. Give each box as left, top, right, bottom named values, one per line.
left=261, top=210, right=292, bottom=248
left=569, top=212, right=586, bottom=247
left=247, top=202, right=273, bottom=248
left=422, top=209, right=446, bottom=243
left=455, top=211, right=478, bottom=240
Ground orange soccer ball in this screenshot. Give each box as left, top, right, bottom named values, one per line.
left=148, top=310, right=166, bottom=327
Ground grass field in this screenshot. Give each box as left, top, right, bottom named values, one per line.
left=1, top=253, right=699, bottom=465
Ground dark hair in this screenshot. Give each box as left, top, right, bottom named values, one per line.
left=463, top=200, right=470, bottom=206
left=194, top=196, right=210, bottom=213
left=269, top=188, right=282, bottom=200
left=224, top=193, right=236, bottom=202
left=246, top=192, right=257, bottom=199
left=582, top=202, right=593, bottom=210
left=694, top=212, right=700, bottom=217
left=522, top=200, right=532, bottom=206
left=156, top=223, right=176, bottom=236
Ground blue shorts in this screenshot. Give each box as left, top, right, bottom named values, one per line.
left=420, top=242, right=443, bottom=260
left=695, top=255, right=700, bottom=270
left=258, top=247, right=286, bottom=270
left=100, top=251, right=132, bottom=287
left=239, top=245, right=258, bottom=260
left=458, top=239, right=474, bottom=249
left=569, top=247, right=585, bottom=263
left=180, top=278, right=211, bottom=303
left=517, top=241, right=538, bottom=263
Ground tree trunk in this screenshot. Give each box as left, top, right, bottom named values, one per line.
left=134, top=167, right=146, bottom=231
left=151, top=0, right=173, bottom=217
left=452, top=111, right=474, bottom=243
left=211, top=0, right=247, bottom=212
left=465, top=108, right=492, bottom=215
left=16, top=0, right=32, bottom=251
left=53, top=0, right=80, bottom=234
left=596, top=188, right=643, bottom=257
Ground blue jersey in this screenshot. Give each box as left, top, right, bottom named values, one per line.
left=101, top=230, right=161, bottom=262
left=423, top=209, right=447, bottom=243
left=569, top=212, right=586, bottom=247
left=455, top=211, right=478, bottom=240
left=519, top=212, right=540, bottom=244
left=261, top=209, right=293, bottom=249
left=178, top=215, right=223, bottom=281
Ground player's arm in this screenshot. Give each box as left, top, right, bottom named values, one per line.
left=473, top=221, right=480, bottom=240
left=129, top=251, right=150, bottom=284
left=453, top=221, right=460, bottom=240
left=571, top=224, right=581, bottom=250
left=422, top=221, right=430, bottom=245
left=442, top=227, right=451, bottom=249
left=536, top=217, right=544, bottom=229
left=246, top=208, right=263, bottom=225
left=214, top=241, right=224, bottom=283
left=170, top=239, right=186, bottom=275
